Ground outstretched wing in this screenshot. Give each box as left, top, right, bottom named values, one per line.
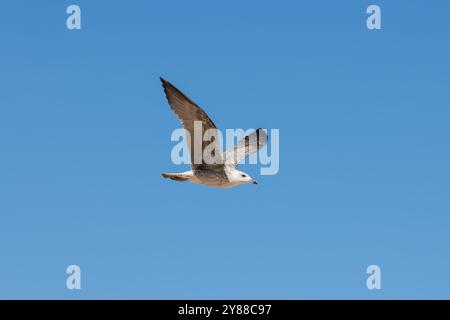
left=223, top=128, right=268, bottom=167
left=160, top=77, right=223, bottom=169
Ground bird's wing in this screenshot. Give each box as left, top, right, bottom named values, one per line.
left=160, top=78, right=223, bottom=169
left=223, top=128, right=268, bottom=167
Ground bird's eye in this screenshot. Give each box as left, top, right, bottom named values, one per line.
left=241, top=174, right=246, bottom=178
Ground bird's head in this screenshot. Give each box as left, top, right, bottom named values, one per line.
left=230, top=170, right=258, bottom=185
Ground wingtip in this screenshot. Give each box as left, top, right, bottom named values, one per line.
left=255, top=128, right=268, bottom=143
left=256, top=128, right=265, bottom=135
left=160, top=77, right=171, bottom=93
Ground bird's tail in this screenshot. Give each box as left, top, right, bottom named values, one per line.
left=161, top=173, right=190, bottom=182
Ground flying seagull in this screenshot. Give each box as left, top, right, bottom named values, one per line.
left=160, top=77, right=267, bottom=188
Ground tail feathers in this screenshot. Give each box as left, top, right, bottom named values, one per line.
left=161, top=173, right=189, bottom=182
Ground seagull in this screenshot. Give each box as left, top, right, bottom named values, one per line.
left=159, top=77, right=267, bottom=188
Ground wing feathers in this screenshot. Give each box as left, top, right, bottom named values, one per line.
left=160, top=78, right=266, bottom=170
left=223, top=128, right=268, bottom=167
left=160, top=78, right=223, bottom=168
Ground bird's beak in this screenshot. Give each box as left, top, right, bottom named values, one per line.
left=251, top=180, right=258, bottom=184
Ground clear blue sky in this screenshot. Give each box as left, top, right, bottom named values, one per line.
left=0, top=0, right=449, bottom=299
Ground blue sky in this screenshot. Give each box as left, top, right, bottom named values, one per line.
left=0, top=0, right=449, bottom=299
